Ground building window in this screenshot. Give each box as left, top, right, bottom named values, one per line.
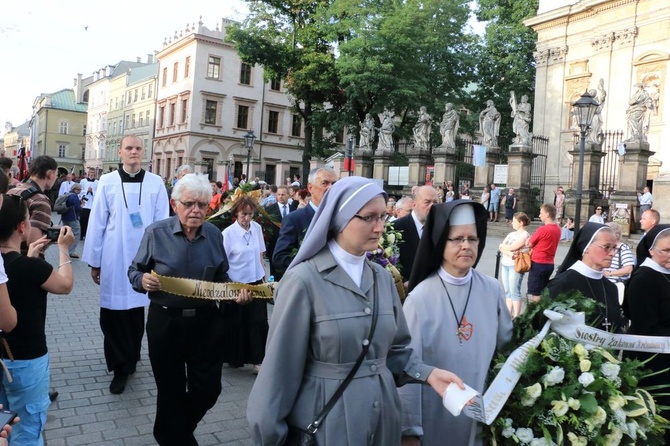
left=141, top=87, right=146, bottom=100
left=169, top=103, right=176, bottom=126
left=131, top=113, right=136, bottom=128
left=146, top=110, right=151, bottom=125
left=59, top=121, right=68, bottom=134
left=115, top=97, right=119, bottom=109
left=139, top=113, right=144, bottom=127
left=159, top=105, right=165, bottom=128
left=291, top=114, right=301, bottom=137
left=125, top=115, right=130, bottom=130
left=268, top=111, right=279, bottom=133
left=207, top=56, right=221, bottom=79
left=134, top=89, right=138, bottom=102
left=173, top=62, right=178, bottom=82
left=127, top=91, right=132, bottom=104
left=237, top=105, right=249, bottom=129
left=181, top=99, right=188, bottom=123
left=270, top=78, right=281, bottom=91
left=240, top=63, right=252, bottom=85
left=162, top=67, right=168, bottom=86
left=205, top=100, right=217, bottom=125
left=184, top=56, right=191, bottom=78
left=335, top=129, right=344, bottom=143
left=58, top=144, right=66, bottom=157
left=82, top=124, right=87, bottom=136
left=148, top=84, right=153, bottom=98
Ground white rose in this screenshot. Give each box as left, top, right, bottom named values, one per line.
left=578, top=372, right=595, bottom=387
left=605, top=428, right=624, bottom=446
left=502, top=426, right=515, bottom=438
left=567, top=397, right=580, bottom=410
left=601, top=363, right=621, bottom=381
left=544, top=367, right=565, bottom=387
left=579, top=359, right=591, bottom=372
left=592, top=406, right=607, bottom=427
left=567, top=432, right=588, bottom=446
left=387, top=233, right=395, bottom=244
left=531, top=438, right=551, bottom=446
left=551, top=400, right=569, bottom=417
left=608, top=395, right=625, bottom=411
left=384, top=247, right=393, bottom=257
left=573, top=343, right=588, bottom=358
left=521, top=395, right=537, bottom=407
left=525, top=383, right=542, bottom=399
left=515, top=428, right=534, bottom=444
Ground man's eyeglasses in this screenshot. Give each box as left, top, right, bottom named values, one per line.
left=447, top=237, right=479, bottom=245
left=592, top=243, right=616, bottom=252
left=353, top=213, right=388, bottom=224
left=178, top=200, right=209, bottom=210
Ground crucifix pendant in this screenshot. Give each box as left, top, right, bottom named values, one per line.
left=457, top=327, right=465, bottom=345
left=602, top=318, right=611, bottom=330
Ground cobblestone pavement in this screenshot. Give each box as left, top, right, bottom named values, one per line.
left=40, top=227, right=569, bottom=445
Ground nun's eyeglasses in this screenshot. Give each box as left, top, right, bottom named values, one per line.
left=447, top=237, right=479, bottom=245
left=651, top=247, right=670, bottom=256
left=353, top=213, right=388, bottom=224
left=592, top=243, right=616, bottom=252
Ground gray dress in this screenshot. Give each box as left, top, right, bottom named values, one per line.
left=399, top=270, right=513, bottom=446
left=247, top=248, right=434, bottom=445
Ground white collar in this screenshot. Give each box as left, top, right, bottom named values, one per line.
left=641, top=257, right=670, bottom=274
left=569, top=260, right=603, bottom=279
left=328, top=239, right=366, bottom=266
left=309, top=200, right=318, bottom=212
left=122, top=166, right=141, bottom=177
left=410, top=211, right=424, bottom=237
left=438, top=266, right=473, bottom=285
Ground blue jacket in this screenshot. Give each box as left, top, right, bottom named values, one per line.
left=61, top=193, right=81, bottom=222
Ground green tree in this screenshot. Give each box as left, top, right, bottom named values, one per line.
left=474, top=0, right=539, bottom=140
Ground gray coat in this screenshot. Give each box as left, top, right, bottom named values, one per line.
left=247, top=247, right=434, bottom=445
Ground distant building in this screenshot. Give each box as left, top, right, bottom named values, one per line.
left=3, top=121, right=31, bottom=160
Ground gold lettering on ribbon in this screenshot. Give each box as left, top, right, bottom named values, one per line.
left=151, top=271, right=275, bottom=301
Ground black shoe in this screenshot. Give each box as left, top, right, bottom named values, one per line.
left=49, top=391, right=59, bottom=402
left=110, top=373, right=129, bottom=394
left=70, top=254, right=79, bottom=259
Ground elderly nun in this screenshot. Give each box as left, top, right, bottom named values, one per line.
left=546, top=222, right=626, bottom=333
left=399, top=200, right=512, bottom=446
left=247, top=176, right=465, bottom=446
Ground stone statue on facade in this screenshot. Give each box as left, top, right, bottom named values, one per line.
left=438, top=102, right=459, bottom=152
left=625, top=83, right=653, bottom=143
left=478, top=100, right=501, bottom=147
left=359, top=113, right=376, bottom=153
left=412, top=106, right=432, bottom=151
left=586, top=79, right=607, bottom=145
left=509, top=92, right=532, bottom=146
left=377, top=109, right=395, bottom=153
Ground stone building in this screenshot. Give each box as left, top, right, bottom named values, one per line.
left=524, top=0, right=669, bottom=211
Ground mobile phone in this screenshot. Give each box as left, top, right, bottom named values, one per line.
left=46, top=227, right=61, bottom=242
left=0, top=410, right=17, bottom=428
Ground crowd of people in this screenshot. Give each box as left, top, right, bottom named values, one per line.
left=2, top=140, right=669, bottom=445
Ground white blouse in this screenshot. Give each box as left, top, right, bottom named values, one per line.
left=222, top=220, right=266, bottom=283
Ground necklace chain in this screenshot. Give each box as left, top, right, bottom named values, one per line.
left=440, top=277, right=474, bottom=345
left=585, top=277, right=611, bottom=330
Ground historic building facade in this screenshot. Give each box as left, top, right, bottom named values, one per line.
left=525, top=0, right=669, bottom=202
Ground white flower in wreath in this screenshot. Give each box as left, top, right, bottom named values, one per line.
left=578, top=372, right=595, bottom=387
left=551, top=400, right=569, bottom=417
left=591, top=406, right=608, bottom=427
left=604, top=427, right=624, bottom=446
left=608, top=394, right=626, bottom=411
left=579, top=359, right=591, bottom=372
left=502, top=426, right=515, bottom=438
left=515, top=427, right=534, bottom=444
left=543, top=366, right=565, bottom=387
left=573, top=343, right=589, bottom=359
left=601, top=363, right=621, bottom=381
left=530, top=438, right=554, bottom=446
left=567, top=432, right=588, bottom=446
left=626, top=422, right=638, bottom=441
left=567, top=397, right=580, bottom=410
left=386, top=233, right=396, bottom=244
left=526, top=383, right=542, bottom=398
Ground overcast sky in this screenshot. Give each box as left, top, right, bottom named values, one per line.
left=0, top=1, right=249, bottom=130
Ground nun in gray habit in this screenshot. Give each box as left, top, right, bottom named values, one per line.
left=399, top=200, right=512, bottom=446
left=247, top=176, right=465, bottom=446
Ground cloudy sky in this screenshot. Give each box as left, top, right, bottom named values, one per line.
left=0, top=0, right=248, bottom=130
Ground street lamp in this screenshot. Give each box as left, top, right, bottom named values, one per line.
left=572, top=90, right=600, bottom=229
left=345, top=133, right=355, bottom=176
left=243, top=130, right=256, bottom=182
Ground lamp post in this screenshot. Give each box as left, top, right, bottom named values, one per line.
left=345, top=133, right=355, bottom=176
left=243, top=130, right=256, bottom=182
left=572, top=91, right=600, bottom=229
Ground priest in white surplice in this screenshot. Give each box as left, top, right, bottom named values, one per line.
left=82, top=135, right=169, bottom=395
left=400, top=200, right=513, bottom=446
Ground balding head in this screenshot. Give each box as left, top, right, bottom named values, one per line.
left=413, top=186, right=439, bottom=224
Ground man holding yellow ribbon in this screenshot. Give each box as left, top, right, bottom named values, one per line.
left=128, top=173, right=251, bottom=446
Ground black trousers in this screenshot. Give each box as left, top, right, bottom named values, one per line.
left=147, top=303, right=224, bottom=446
left=99, top=307, right=144, bottom=375
left=79, top=208, right=91, bottom=239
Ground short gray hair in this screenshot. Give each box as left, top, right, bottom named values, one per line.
left=308, top=167, right=335, bottom=184
left=176, top=164, right=193, bottom=177
left=172, top=174, right=211, bottom=202
left=396, top=196, right=414, bottom=211
left=605, top=222, right=622, bottom=241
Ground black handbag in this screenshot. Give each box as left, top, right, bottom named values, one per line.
left=284, top=269, right=380, bottom=446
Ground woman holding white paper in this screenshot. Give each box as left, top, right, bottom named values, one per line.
left=400, top=200, right=513, bottom=446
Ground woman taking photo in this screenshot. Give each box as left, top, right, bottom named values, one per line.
left=221, top=195, right=268, bottom=374
left=498, top=212, right=531, bottom=318
left=0, top=194, right=74, bottom=445
left=547, top=222, right=626, bottom=333
left=247, top=176, right=465, bottom=445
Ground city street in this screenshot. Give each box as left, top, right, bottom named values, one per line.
left=41, top=228, right=569, bottom=445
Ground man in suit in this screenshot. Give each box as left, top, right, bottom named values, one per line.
left=265, top=186, right=298, bottom=277
left=391, top=185, right=439, bottom=288
left=272, top=167, right=337, bottom=279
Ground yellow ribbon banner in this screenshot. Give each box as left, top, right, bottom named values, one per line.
left=151, top=272, right=275, bottom=301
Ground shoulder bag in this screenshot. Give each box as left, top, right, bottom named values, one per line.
left=284, top=269, right=380, bottom=446
left=513, top=248, right=532, bottom=274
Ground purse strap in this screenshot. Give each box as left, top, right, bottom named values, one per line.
left=306, top=268, right=380, bottom=434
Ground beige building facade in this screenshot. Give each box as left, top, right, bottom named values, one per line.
left=525, top=0, right=670, bottom=201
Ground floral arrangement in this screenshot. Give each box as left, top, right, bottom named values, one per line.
left=487, top=292, right=669, bottom=445
left=366, top=222, right=402, bottom=270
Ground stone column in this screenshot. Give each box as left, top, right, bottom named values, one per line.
left=373, top=151, right=395, bottom=185
left=406, top=146, right=432, bottom=187
left=432, top=148, right=457, bottom=185
left=354, top=150, right=374, bottom=178
left=567, top=142, right=606, bottom=224
left=474, top=145, right=500, bottom=189
left=505, top=144, right=534, bottom=215
left=614, top=141, right=654, bottom=228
